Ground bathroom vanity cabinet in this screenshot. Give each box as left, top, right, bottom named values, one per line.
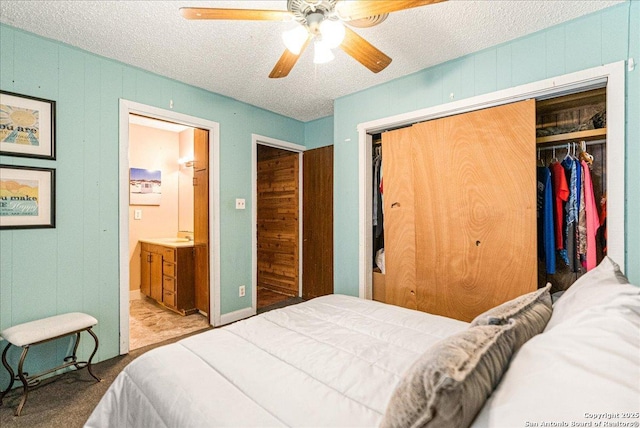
left=140, top=241, right=196, bottom=315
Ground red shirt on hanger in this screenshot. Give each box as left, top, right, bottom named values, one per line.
left=550, top=161, right=569, bottom=250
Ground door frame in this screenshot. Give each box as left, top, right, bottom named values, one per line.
left=118, top=99, right=221, bottom=355
left=357, top=61, right=626, bottom=299
left=251, top=134, right=305, bottom=313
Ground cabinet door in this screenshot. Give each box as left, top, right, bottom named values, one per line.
left=382, top=126, right=417, bottom=310
left=140, top=250, right=151, bottom=297
left=149, top=252, right=163, bottom=302
left=411, top=99, right=537, bottom=321
left=193, top=128, right=209, bottom=172
left=194, top=167, right=209, bottom=313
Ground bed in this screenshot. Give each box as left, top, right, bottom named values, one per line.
left=86, top=257, right=640, bottom=427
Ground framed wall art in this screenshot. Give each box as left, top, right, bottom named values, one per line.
left=0, top=90, right=56, bottom=160
left=0, top=165, right=56, bottom=229
left=129, top=167, right=162, bottom=205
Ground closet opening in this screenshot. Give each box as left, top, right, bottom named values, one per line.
left=535, top=87, right=607, bottom=294
left=371, top=134, right=385, bottom=302
left=359, top=61, right=625, bottom=320
left=256, top=144, right=302, bottom=311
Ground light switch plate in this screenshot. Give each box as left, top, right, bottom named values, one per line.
left=235, top=198, right=246, bottom=210
left=134, top=209, right=142, bottom=220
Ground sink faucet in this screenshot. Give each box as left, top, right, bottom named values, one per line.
left=186, top=235, right=193, bottom=241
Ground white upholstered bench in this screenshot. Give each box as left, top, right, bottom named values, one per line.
left=0, top=312, right=101, bottom=416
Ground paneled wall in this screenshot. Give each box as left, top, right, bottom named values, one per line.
left=0, top=24, right=305, bottom=376
left=333, top=2, right=640, bottom=295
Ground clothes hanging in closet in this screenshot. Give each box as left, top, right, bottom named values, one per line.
left=562, top=155, right=580, bottom=272
left=537, top=146, right=601, bottom=275
left=550, top=161, right=569, bottom=262
left=372, top=146, right=385, bottom=264
left=537, top=166, right=555, bottom=274
left=582, top=159, right=600, bottom=271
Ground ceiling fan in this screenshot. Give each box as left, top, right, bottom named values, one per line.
left=180, top=0, right=446, bottom=78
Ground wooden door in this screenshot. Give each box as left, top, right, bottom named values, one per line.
left=257, top=145, right=299, bottom=297
left=302, top=145, right=334, bottom=299
left=193, top=128, right=209, bottom=314
left=381, top=126, right=418, bottom=310
left=411, top=99, right=537, bottom=321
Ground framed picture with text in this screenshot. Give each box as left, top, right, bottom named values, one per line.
left=0, top=90, right=56, bottom=160
left=0, top=165, right=56, bottom=229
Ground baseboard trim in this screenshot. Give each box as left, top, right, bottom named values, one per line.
left=220, top=307, right=255, bottom=326
left=129, top=290, right=142, bottom=301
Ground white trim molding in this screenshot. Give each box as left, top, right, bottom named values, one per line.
left=219, top=307, right=255, bottom=326
left=358, top=61, right=626, bottom=300
left=251, top=134, right=306, bottom=317
left=118, top=99, right=221, bottom=355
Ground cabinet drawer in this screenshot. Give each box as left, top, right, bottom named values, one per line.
left=163, top=261, right=176, bottom=277
left=141, top=243, right=164, bottom=255
left=162, top=248, right=176, bottom=263
left=163, top=289, right=176, bottom=308
left=163, top=275, right=176, bottom=292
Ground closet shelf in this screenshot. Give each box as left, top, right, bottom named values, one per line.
left=536, top=128, right=606, bottom=145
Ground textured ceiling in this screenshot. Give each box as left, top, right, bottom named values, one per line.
left=0, top=1, right=623, bottom=122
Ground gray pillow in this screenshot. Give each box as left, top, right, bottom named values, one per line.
left=470, top=284, right=552, bottom=350
left=380, top=324, right=515, bottom=428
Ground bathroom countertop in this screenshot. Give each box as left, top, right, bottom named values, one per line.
left=139, top=238, right=195, bottom=248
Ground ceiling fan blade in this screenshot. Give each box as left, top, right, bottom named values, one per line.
left=180, top=7, right=293, bottom=21
left=337, top=0, right=446, bottom=21
left=269, top=37, right=311, bottom=78
left=339, top=27, right=392, bottom=74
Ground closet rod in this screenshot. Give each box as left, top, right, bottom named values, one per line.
left=537, top=139, right=605, bottom=152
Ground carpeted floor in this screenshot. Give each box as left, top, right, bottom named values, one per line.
left=0, top=297, right=303, bottom=427
left=0, top=327, right=211, bottom=428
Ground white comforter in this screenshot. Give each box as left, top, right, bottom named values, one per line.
left=86, top=295, right=468, bottom=427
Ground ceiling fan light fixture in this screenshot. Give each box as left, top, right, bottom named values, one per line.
left=282, top=24, right=308, bottom=54
left=313, top=40, right=334, bottom=64
left=319, top=18, right=345, bottom=49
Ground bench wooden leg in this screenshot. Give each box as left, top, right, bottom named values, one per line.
left=0, top=342, right=15, bottom=406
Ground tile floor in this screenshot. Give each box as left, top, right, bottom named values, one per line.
left=129, top=297, right=210, bottom=350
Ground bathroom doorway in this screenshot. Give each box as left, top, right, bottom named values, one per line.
left=118, top=100, right=221, bottom=355
left=127, top=115, right=209, bottom=350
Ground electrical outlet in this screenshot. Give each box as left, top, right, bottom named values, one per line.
left=235, top=198, right=246, bottom=210
left=239, top=285, right=246, bottom=297
left=134, top=209, right=142, bottom=220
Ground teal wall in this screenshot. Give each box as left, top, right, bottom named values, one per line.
left=0, top=24, right=305, bottom=374
left=304, top=115, right=334, bottom=149
left=333, top=1, right=640, bottom=295
left=1, top=2, right=638, bottom=381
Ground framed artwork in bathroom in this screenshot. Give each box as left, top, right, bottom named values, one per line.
left=129, top=168, right=161, bottom=205
left=0, top=90, right=56, bottom=160
left=0, top=165, right=56, bottom=229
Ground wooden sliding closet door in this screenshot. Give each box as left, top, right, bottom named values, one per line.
left=412, top=99, right=537, bottom=321
left=382, top=126, right=418, bottom=310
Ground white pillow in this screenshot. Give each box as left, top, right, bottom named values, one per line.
left=471, top=291, right=640, bottom=428
left=544, top=256, right=639, bottom=331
